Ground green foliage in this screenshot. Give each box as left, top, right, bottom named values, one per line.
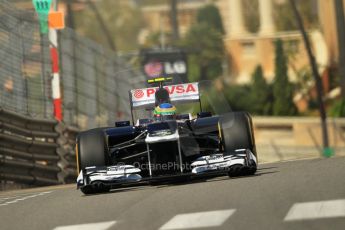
left=294, top=66, right=313, bottom=94
left=329, top=99, right=345, bottom=117
left=142, top=31, right=173, bottom=48
left=196, top=4, right=225, bottom=34
left=223, top=66, right=274, bottom=115
left=75, top=1, right=143, bottom=52
left=328, top=67, right=341, bottom=90
left=274, top=0, right=319, bottom=31
left=224, top=85, right=255, bottom=112
left=183, top=4, right=225, bottom=82
left=273, top=39, right=298, bottom=116
left=187, top=55, right=200, bottom=82
left=250, top=65, right=272, bottom=115
left=200, top=84, right=232, bottom=114
left=183, top=23, right=224, bottom=81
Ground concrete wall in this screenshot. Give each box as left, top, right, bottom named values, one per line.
left=318, top=0, right=345, bottom=65
left=253, top=117, right=345, bottom=163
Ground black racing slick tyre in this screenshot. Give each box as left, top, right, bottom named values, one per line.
left=76, top=129, right=109, bottom=171
left=219, top=112, right=257, bottom=176
left=80, top=182, right=110, bottom=195
left=76, top=129, right=110, bottom=194
left=219, top=112, right=256, bottom=156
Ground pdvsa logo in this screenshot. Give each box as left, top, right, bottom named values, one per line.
left=133, top=89, right=144, bottom=99
left=146, top=84, right=197, bottom=97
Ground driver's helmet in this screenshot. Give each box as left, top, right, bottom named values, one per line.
left=154, top=103, right=177, bottom=121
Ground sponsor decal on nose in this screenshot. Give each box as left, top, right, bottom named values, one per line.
left=133, top=89, right=144, bottom=99
left=147, top=88, right=156, bottom=97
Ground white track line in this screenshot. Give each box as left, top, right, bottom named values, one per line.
left=0, top=191, right=53, bottom=207
left=53, top=221, right=117, bottom=230
left=159, top=209, right=235, bottom=230
left=284, top=199, right=345, bottom=221
left=0, top=196, right=24, bottom=201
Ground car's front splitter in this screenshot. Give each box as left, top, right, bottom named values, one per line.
left=77, top=149, right=257, bottom=191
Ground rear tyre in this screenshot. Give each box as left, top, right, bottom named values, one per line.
left=76, top=129, right=110, bottom=194
left=219, top=112, right=257, bottom=176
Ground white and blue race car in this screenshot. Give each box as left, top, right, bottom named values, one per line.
left=76, top=78, right=257, bottom=194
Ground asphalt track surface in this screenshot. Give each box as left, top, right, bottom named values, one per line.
left=1, top=156, right=345, bottom=230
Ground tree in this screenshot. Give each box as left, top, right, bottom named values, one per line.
left=224, top=85, right=254, bottom=112
left=330, top=99, right=345, bottom=117
left=74, top=0, right=143, bottom=52
left=142, top=31, right=172, bottom=48
left=251, top=65, right=272, bottom=115
left=274, top=0, right=319, bottom=31
left=183, top=23, right=225, bottom=81
left=196, top=4, right=225, bottom=34
left=273, top=39, right=298, bottom=116
left=183, top=4, right=225, bottom=82
left=170, top=0, right=179, bottom=41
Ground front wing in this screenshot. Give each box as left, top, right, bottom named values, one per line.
left=77, top=149, right=257, bottom=190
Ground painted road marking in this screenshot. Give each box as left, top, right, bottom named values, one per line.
left=159, top=209, right=236, bottom=230
left=53, top=221, right=117, bottom=230
left=0, top=195, right=25, bottom=201
left=284, top=199, right=345, bottom=221
left=0, top=191, right=53, bottom=207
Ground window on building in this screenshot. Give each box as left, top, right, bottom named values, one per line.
left=241, top=41, right=256, bottom=57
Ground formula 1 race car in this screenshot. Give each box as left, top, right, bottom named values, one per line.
left=76, top=78, right=257, bottom=194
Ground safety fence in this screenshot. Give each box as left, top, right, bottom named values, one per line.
left=0, top=0, right=146, bottom=131
left=0, top=0, right=53, bottom=119
left=0, top=107, right=78, bottom=190
left=59, top=28, right=146, bottom=130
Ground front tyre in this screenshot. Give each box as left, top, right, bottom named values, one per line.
left=76, top=129, right=110, bottom=194
left=80, top=182, right=110, bottom=195
left=219, top=112, right=257, bottom=176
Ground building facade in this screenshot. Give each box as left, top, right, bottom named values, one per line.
left=141, top=0, right=344, bottom=87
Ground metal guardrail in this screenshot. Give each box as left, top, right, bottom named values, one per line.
left=55, top=123, right=79, bottom=184
left=0, top=107, right=79, bottom=190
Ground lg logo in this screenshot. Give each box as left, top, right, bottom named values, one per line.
left=164, top=61, right=187, bottom=74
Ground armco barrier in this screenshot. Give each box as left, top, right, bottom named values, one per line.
left=0, top=108, right=79, bottom=190
left=55, top=123, right=79, bottom=184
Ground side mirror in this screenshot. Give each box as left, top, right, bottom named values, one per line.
left=136, top=118, right=153, bottom=126
left=115, top=121, right=130, bottom=127
left=197, top=112, right=212, bottom=118
left=176, top=114, right=191, bottom=120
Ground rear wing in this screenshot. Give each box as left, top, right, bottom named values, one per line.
left=129, top=82, right=200, bottom=109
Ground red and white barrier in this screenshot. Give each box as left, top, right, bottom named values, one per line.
left=49, top=23, right=62, bottom=121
